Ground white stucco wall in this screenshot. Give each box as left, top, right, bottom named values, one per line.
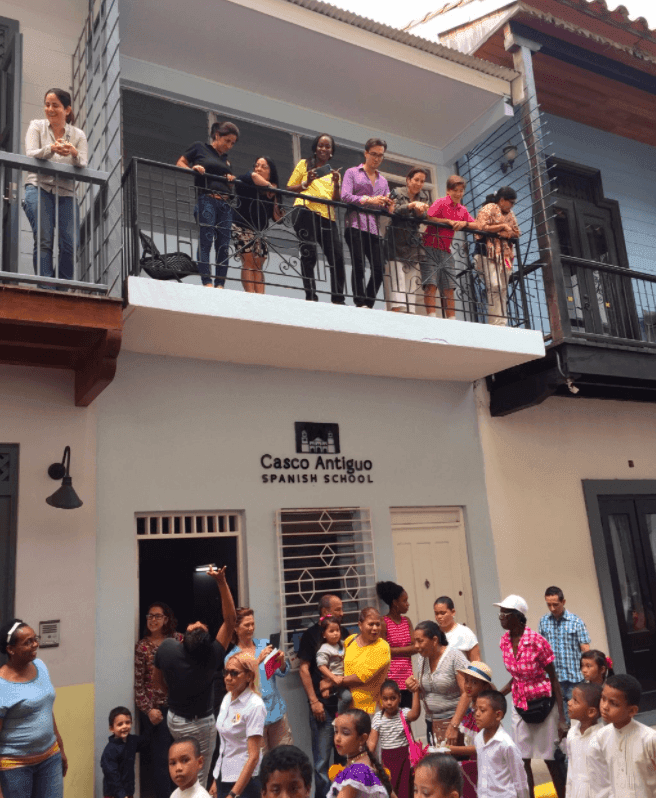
left=0, top=364, right=97, bottom=687
left=475, top=384, right=656, bottom=650
left=93, top=350, right=505, bottom=788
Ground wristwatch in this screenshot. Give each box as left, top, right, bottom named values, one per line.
left=229, top=791, right=240, bottom=798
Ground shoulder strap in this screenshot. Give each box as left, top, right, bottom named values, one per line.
left=399, top=709, right=415, bottom=746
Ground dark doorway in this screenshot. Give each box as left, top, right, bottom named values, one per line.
left=137, top=536, right=240, bottom=797
left=0, top=17, right=21, bottom=273
left=138, top=537, right=240, bottom=638
left=599, top=495, right=656, bottom=712
left=551, top=160, right=640, bottom=340
left=0, top=444, right=18, bottom=654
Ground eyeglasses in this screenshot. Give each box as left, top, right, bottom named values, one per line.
left=368, top=152, right=385, bottom=159
left=498, top=610, right=515, bottom=618
left=146, top=614, right=165, bottom=620
left=223, top=669, right=245, bottom=678
left=21, top=636, right=41, bottom=647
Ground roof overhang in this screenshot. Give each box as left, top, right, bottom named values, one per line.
left=118, top=0, right=517, bottom=151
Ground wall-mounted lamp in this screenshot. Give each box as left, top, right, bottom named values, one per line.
left=500, top=142, right=518, bottom=174
left=46, top=446, right=83, bottom=509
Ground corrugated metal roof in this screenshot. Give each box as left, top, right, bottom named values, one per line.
left=408, top=0, right=655, bottom=38
left=283, top=0, right=518, bottom=80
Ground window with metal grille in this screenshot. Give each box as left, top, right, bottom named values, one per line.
left=275, top=507, right=376, bottom=662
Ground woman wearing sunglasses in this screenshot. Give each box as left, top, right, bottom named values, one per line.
left=0, top=619, right=67, bottom=798
left=134, top=602, right=183, bottom=798
left=210, top=653, right=266, bottom=798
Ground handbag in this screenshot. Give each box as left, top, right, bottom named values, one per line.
left=400, top=709, right=428, bottom=768
left=515, top=694, right=555, bottom=724
left=138, top=231, right=199, bottom=281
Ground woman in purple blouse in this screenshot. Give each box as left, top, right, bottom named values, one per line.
left=341, top=139, right=395, bottom=308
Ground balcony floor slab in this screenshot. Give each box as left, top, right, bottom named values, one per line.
left=123, top=277, right=545, bottom=382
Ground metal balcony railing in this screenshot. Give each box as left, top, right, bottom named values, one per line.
left=122, top=157, right=533, bottom=328
left=0, top=151, right=110, bottom=293
left=519, top=256, right=656, bottom=349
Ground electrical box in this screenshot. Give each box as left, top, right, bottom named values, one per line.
left=39, top=620, right=60, bottom=648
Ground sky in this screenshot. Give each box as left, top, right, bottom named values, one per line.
left=329, top=0, right=656, bottom=31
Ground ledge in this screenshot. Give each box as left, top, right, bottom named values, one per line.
left=123, top=277, right=545, bottom=382
left=0, top=285, right=123, bottom=406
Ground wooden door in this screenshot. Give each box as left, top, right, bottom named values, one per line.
left=390, top=507, right=476, bottom=632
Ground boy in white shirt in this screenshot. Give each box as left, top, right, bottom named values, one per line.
left=565, top=681, right=607, bottom=798
left=474, top=690, right=529, bottom=798
left=589, top=674, right=656, bottom=798
left=169, top=737, right=211, bottom=798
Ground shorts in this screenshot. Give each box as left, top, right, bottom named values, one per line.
left=232, top=224, right=268, bottom=259
left=421, top=247, right=455, bottom=291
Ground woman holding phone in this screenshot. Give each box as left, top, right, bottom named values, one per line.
left=287, top=134, right=346, bottom=304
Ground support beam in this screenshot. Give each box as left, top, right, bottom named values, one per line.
left=504, top=24, right=572, bottom=344
left=75, top=328, right=122, bottom=407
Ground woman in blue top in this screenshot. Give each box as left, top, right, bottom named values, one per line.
left=0, top=618, right=67, bottom=798
left=230, top=607, right=293, bottom=751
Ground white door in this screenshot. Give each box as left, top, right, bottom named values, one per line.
left=391, top=507, right=476, bottom=633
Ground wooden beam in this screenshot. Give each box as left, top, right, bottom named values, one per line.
left=0, top=286, right=123, bottom=330
left=0, top=322, right=101, bottom=351
left=74, top=328, right=122, bottom=407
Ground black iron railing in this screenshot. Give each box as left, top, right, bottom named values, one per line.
left=122, top=157, right=532, bottom=327
left=518, top=256, right=656, bottom=349
left=0, top=151, right=110, bottom=293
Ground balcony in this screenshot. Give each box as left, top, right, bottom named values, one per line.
left=120, top=158, right=545, bottom=381
left=489, top=256, right=656, bottom=414
left=0, top=152, right=123, bottom=405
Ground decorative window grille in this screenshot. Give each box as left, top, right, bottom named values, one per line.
left=136, top=511, right=241, bottom=536
left=275, top=507, right=377, bottom=661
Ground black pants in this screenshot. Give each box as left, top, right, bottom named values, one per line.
left=140, top=709, right=176, bottom=798
left=346, top=227, right=386, bottom=308
left=293, top=207, right=346, bottom=303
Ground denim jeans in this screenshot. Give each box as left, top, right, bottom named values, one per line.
left=22, top=185, right=79, bottom=281
left=309, top=703, right=344, bottom=798
left=194, top=194, right=233, bottom=287
left=560, top=680, right=575, bottom=724
left=0, top=751, right=63, bottom=798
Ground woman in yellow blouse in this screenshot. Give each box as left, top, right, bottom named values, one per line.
left=287, top=134, right=346, bottom=304
left=342, top=608, right=391, bottom=714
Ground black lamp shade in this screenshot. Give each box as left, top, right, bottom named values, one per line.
left=46, top=476, right=83, bottom=509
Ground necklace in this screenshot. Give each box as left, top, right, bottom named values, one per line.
left=346, top=751, right=368, bottom=766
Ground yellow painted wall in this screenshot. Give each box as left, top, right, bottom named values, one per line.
left=55, top=683, right=95, bottom=798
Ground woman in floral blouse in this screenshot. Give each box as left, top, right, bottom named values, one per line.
left=134, top=601, right=183, bottom=798
left=475, top=186, right=520, bottom=326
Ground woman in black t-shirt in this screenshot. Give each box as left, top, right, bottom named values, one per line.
left=232, top=157, right=283, bottom=294
left=176, top=121, right=239, bottom=287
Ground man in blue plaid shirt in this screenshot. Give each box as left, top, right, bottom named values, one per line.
left=538, top=585, right=591, bottom=724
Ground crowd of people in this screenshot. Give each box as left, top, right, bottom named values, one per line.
left=24, top=93, right=520, bottom=324
left=2, top=571, right=655, bottom=798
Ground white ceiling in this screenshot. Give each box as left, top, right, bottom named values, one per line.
left=119, top=0, right=508, bottom=149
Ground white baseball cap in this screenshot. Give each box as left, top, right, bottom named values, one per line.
left=493, top=595, right=528, bottom=615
